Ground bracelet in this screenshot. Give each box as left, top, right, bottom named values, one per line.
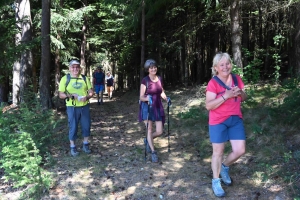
left=221, top=95, right=226, bottom=101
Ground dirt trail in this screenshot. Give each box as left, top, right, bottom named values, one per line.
left=1, top=89, right=291, bottom=200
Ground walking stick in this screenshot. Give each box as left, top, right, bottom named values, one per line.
left=167, top=97, right=172, bottom=153
left=145, top=104, right=149, bottom=161
left=145, top=95, right=152, bottom=161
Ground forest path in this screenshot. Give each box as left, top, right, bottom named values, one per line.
left=44, top=89, right=290, bottom=200
left=1, top=89, right=290, bottom=200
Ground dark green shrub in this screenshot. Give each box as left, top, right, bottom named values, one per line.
left=277, top=88, right=300, bottom=125
left=0, top=98, right=59, bottom=197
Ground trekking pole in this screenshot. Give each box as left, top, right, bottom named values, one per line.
left=145, top=95, right=152, bottom=161
left=167, top=97, right=172, bottom=153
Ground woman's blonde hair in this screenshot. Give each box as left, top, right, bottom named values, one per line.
left=211, top=52, right=232, bottom=75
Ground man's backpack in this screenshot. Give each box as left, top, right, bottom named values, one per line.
left=65, top=73, right=87, bottom=92
left=213, top=73, right=238, bottom=90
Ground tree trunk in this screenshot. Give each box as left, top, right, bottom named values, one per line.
left=80, top=0, right=88, bottom=75
left=140, top=0, right=145, bottom=83
left=242, top=10, right=250, bottom=68
left=196, top=34, right=203, bottom=84
left=39, top=0, right=52, bottom=109
left=54, top=0, right=63, bottom=96
left=180, top=36, right=186, bottom=86
left=0, top=74, right=9, bottom=104
left=55, top=40, right=61, bottom=96
left=184, top=35, right=189, bottom=86
left=291, top=3, right=300, bottom=75
left=13, top=0, right=33, bottom=105
left=230, top=0, right=243, bottom=69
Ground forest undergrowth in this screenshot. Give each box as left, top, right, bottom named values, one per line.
left=0, top=80, right=300, bottom=200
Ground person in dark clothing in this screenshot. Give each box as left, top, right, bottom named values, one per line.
left=93, top=66, right=105, bottom=105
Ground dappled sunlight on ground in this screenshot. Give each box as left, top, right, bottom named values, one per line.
left=1, top=88, right=295, bottom=200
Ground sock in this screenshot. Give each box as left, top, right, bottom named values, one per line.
left=83, top=141, right=89, bottom=145
left=70, top=145, right=75, bottom=148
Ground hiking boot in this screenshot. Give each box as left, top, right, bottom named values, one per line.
left=144, top=138, right=151, bottom=153
left=110, top=97, right=112, bottom=100
left=151, top=151, right=158, bottom=163
left=82, top=143, right=91, bottom=154
left=220, top=164, right=232, bottom=185
left=98, top=101, right=100, bottom=105
left=212, top=178, right=226, bottom=197
left=70, top=147, right=79, bottom=157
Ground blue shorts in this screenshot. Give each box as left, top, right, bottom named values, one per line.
left=209, top=116, right=246, bottom=143
left=94, top=85, right=104, bottom=94
left=141, top=102, right=162, bottom=121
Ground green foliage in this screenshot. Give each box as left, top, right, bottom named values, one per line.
left=276, top=87, right=300, bottom=125
left=293, top=150, right=300, bottom=164
left=272, top=34, right=285, bottom=82
left=242, top=48, right=262, bottom=84
left=178, top=106, right=207, bottom=121
left=244, top=58, right=263, bottom=83
left=1, top=132, right=51, bottom=188
left=0, top=98, right=59, bottom=197
left=272, top=52, right=281, bottom=82
left=0, top=5, right=21, bottom=71
left=231, top=63, right=244, bottom=77
left=281, top=77, right=300, bottom=90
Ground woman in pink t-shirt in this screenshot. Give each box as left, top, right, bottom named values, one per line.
left=206, top=52, right=247, bottom=197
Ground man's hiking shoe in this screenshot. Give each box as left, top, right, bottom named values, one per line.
left=82, top=143, right=91, bottom=154
left=144, top=138, right=151, bottom=153
left=212, top=178, right=226, bottom=197
left=151, top=151, right=158, bottom=163
left=220, top=164, right=232, bottom=185
left=98, top=101, right=100, bottom=105
left=70, top=147, right=79, bottom=157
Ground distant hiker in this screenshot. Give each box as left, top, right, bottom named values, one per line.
left=105, top=71, right=114, bottom=100
left=93, top=66, right=105, bottom=105
left=139, top=59, right=168, bottom=163
left=58, top=60, right=94, bottom=157
left=205, top=52, right=247, bottom=197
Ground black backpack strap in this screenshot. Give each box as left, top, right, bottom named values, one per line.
left=213, top=73, right=238, bottom=90
left=65, top=74, right=71, bottom=94
left=65, top=74, right=88, bottom=105
left=213, top=75, right=231, bottom=90
left=66, top=74, right=87, bottom=87
left=81, top=74, right=87, bottom=86
left=231, top=73, right=238, bottom=87
left=144, top=76, right=149, bottom=93
left=213, top=73, right=239, bottom=101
